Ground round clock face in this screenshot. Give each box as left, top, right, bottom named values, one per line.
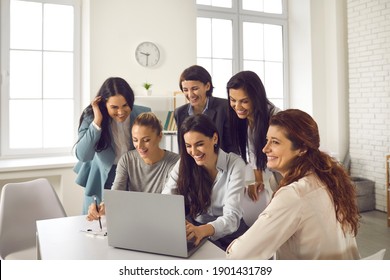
left=135, top=41, right=160, bottom=67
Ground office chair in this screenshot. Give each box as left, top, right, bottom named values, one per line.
left=361, top=249, right=386, bottom=260
left=0, top=178, right=67, bottom=259
left=241, top=187, right=270, bottom=227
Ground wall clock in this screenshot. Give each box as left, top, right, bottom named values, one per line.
left=135, top=41, right=160, bottom=67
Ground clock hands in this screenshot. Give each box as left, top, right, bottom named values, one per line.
left=140, top=51, right=150, bottom=66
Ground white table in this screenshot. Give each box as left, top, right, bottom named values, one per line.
left=36, top=215, right=225, bottom=260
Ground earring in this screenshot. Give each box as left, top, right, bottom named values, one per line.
left=214, top=144, right=218, bottom=149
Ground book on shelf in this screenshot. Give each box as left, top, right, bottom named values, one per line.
left=163, top=111, right=177, bottom=131
left=163, top=111, right=172, bottom=130
left=167, top=111, right=175, bottom=131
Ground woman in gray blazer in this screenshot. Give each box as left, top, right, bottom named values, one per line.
left=174, top=65, right=236, bottom=153
left=73, top=77, right=150, bottom=214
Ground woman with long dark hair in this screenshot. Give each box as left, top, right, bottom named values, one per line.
left=163, top=114, right=248, bottom=250
left=227, top=70, right=281, bottom=201
left=74, top=77, right=150, bottom=214
left=226, top=109, right=360, bottom=259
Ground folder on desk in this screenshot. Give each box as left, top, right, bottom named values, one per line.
left=103, top=190, right=206, bottom=258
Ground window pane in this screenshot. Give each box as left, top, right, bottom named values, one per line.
left=197, top=0, right=211, bottom=5
left=212, top=19, right=232, bottom=58
left=264, top=0, right=282, bottom=14
left=242, top=0, right=263, bottom=12
left=43, top=100, right=74, bottom=147
left=264, top=24, right=283, bottom=62
left=264, top=61, right=283, bottom=98
left=9, top=100, right=42, bottom=148
left=197, top=0, right=232, bottom=8
left=243, top=60, right=265, bottom=82
left=44, top=4, right=74, bottom=51
left=211, top=59, right=232, bottom=98
left=10, top=0, right=42, bottom=50
left=243, top=22, right=264, bottom=60
left=10, top=50, right=42, bottom=99
left=197, top=18, right=212, bottom=57
left=242, top=0, right=282, bottom=14
left=43, top=52, right=73, bottom=98
left=197, top=58, right=212, bottom=71
left=211, top=0, right=231, bottom=8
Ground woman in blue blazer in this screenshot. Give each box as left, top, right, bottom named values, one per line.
left=73, top=77, right=150, bottom=214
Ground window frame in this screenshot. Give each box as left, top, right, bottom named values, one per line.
left=0, top=0, right=81, bottom=158
left=196, top=0, right=289, bottom=108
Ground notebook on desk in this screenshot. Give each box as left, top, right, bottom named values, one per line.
left=103, top=190, right=206, bottom=258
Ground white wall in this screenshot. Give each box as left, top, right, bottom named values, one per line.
left=347, top=0, right=390, bottom=212
left=87, top=0, right=196, bottom=103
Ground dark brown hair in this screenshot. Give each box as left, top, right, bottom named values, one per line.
left=176, top=114, right=220, bottom=219
left=179, top=65, right=214, bottom=97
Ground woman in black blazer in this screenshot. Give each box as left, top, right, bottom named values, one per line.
left=174, top=65, right=236, bottom=153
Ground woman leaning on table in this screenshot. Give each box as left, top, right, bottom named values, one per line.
left=226, top=109, right=361, bottom=260
left=74, top=77, right=151, bottom=214
left=162, top=114, right=248, bottom=251
left=226, top=70, right=281, bottom=201
left=86, top=112, right=180, bottom=220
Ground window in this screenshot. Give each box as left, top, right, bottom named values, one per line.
left=0, top=0, right=80, bottom=157
left=196, top=0, right=287, bottom=109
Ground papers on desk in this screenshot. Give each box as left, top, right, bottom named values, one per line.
left=80, top=216, right=107, bottom=238
left=80, top=229, right=107, bottom=238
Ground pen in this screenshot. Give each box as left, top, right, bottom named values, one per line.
left=94, top=195, right=102, bottom=230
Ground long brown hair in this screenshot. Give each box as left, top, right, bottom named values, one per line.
left=270, top=109, right=360, bottom=236
left=176, top=114, right=220, bottom=219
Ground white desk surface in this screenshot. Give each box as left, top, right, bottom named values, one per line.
left=36, top=215, right=225, bottom=260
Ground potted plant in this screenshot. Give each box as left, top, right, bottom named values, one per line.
left=143, top=82, right=152, bottom=96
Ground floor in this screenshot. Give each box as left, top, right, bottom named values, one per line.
left=356, top=210, right=390, bottom=260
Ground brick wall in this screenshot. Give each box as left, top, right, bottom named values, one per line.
left=347, top=0, right=390, bottom=211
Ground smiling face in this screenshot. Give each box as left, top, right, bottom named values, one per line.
left=106, top=94, right=131, bottom=122
left=132, top=124, right=162, bottom=163
left=229, top=88, right=254, bottom=123
left=183, top=131, right=218, bottom=171
left=262, top=125, right=301, bottom=177
left=181, top=80, right=210, bottom=113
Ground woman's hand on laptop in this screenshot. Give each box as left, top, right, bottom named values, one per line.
left=186, top=221, right=215, bottom=246
left=86, top=202, right=105, bottom=221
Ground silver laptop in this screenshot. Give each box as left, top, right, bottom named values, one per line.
left=103, top=190, right=206, bottom=258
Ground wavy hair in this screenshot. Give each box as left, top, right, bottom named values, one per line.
left=176, top=114, right=220, bottom=219
left=226, top=71, right=272, bottom=170
left=270, top=109, right=360, bottom=236
left=77, top=77, right=135, bottom=152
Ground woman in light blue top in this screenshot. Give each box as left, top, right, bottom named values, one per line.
left=162, top=114, right=248, bottom=250
left=73, top=77, right=150, bottom=214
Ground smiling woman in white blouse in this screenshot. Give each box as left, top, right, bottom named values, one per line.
left=226, top=109, right=360, bottom=260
